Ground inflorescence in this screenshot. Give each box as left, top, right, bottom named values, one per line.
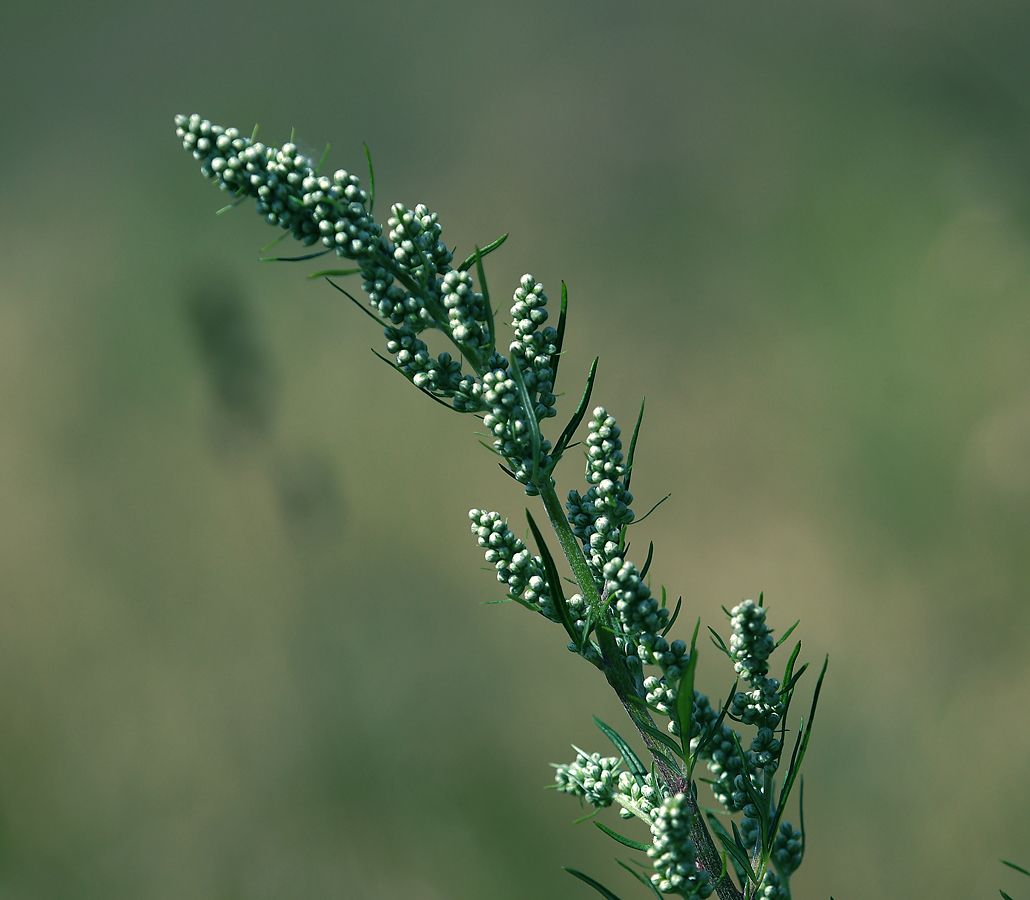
left=177, top=114, right=822, bottom=900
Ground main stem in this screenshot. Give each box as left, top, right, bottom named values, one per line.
left=535, top=479, right=744, bottom=900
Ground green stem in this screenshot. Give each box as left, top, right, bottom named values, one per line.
left=536, top=479, right=601, bottom=611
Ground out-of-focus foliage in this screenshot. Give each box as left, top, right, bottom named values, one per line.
left=0, top=2, right=1028, bottom=899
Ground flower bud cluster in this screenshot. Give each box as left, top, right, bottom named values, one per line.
left=759, top=870, right=789, bottom=900
left=615, top=771, right=662, bottom=820
left=566, top=408, right=635, bottom=574
left=645, top=676, right=718, bottom=739
left=175, top=114, right=378, bottom=257
left=387, top=202, right=453, bottom=286
left=552, top=749, right=621, bottom=808
left=728, top=600, right=785, bottom=771
left=697, top=721, right=752, bottom=814
left=468, top=510, right=557, bottom=621
left=177, top=116, right=496, bottom=416
left=509, top=275, right=559, bottom=420
left=729, top=599, right=775, bottom=679
left=647, top=794, right=713, bottom=898
left=467, top=275, right=559, bottom=494
left=771, top=821, right=803, bottom=876
left=481, top=363, right=554, bottom=494
left=601, top=557, right=670, bottom=660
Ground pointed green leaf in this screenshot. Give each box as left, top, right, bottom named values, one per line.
left=1002, top=860, right=1030, bottom=877
left=551, top=357, right=599, bottom=466
left=633, top=717, right=686, bottom=761
left=615, top=859, right=664, bottom=900
left=632, top=493, right=671, bottom=525
left=774, top=619, right=800, bottom=650
left=315, top=141, right=330, bottom=174
left=624, top=397, right=646, bottom=491
left=594, top=821, right=651, bottom=852
left=508, top=355, right=542, bottom=486
left=706, top=813, right=747, bottom=887
left=636, top=542, right=655, bottom=580
left=458, top=233, right=508, bottom=271
left=715, top=825, right=756, bottom=884
left=473, top=246, right=497, bottom=356
left=363, top=142, right=375, bottom=214
left=525, top=510, right=579, bottom=644
left=661, top=595, right=683, bottom=637
left=552, top=281, right=569, bottom=384
left=593, top=717, right=648, bottom=783
left=309, top=267, right=362, bottom=279
left=562, top=868, right=627, bottom=900
left=773, top=656, right=828, bottom=833
left=325, top=278, right=382, bottom=324
left=708, top=627, right=730, bottom=657
left=259, top=248, right=333, bottom=262
left=676, top=630, right=699, bottom=759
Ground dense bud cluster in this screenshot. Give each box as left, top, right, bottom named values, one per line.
left=468, top=510, right=556, bottom=621
left=648, top=794, right=713, bottom=898
left=771, top=822, right=803, bottom=876
left=566, top=408, right=635, bottom=574
left=387, top=202, right=452, bottom=285
left=552, top=749, right=621, bottom=808
left=615, top=771, right=662, bottom=821
left=175, top=114, right=378, bottom=257
left=729, top=600, right=775, bottom=680
left=727, top=600, right=786, bottom=772
left=759, top=871, right=789, bottom=900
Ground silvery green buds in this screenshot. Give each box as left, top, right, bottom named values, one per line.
left=552, top=749, right=622, bottom=808
left=648, top=794, right=713, bottom=898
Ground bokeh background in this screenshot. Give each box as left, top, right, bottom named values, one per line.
left=2, top=1, right=1029, bottom=897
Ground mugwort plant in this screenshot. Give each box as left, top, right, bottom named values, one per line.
left=175, top=113, right=828, bottom=900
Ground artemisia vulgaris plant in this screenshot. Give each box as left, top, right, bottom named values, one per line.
left=175, top=113, right=828, bottom=900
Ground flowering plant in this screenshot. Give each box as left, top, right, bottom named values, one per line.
left=175, top=113, right=828, bottom=900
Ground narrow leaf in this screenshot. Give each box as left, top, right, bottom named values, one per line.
left=715, top=826, right=756, bottom=884
left=563, top=868, right=627, bottom=900
left=309, top=267, right=361, bottom=279
left=773, top=656, right=828, bottom=831
left=325, top=278, right=381, bottom=325
left=638, top=542, right=655, bottom=579
left=676, top=629, right=699, bottom=758
left=632, top=493, right=671, bottom=525
left=525, top=510, right=580, bottom=645
left=259, top=248, right=333, bottom=262
left=552, top=280, right=568, bottom=384
left=706, top=813, right=747, bottom=887
left=773, top=619, right=800, bottom=650
left=315, top=141, right=330, bottom=174
left=474, top=246, right=497, bottom=354
left=635, top=718, right=686, bottom=761
left=593, top=717, right=648, bottom=782
left=509, top=360, right=542, bottom=486
left=624, top=397, right=646, bottom=491
left=594, top=821, right=651, bottom=852
left=458, top=233, right=508, bottom=271
left=661, top=596, right=683, bottom=637
left=615, top=859, right=664, bottom=900
left=708, top=627, right=730, bottom=657
left=1002, top=860, right=1030, bottom=877
left=363, top=142, right=375, bottom=213
left=552, top=357, right=599, bottom=464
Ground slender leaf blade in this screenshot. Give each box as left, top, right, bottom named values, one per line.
left=563, top=868, right=627, bottom=900
left=594, top=821, right=651, bottom=852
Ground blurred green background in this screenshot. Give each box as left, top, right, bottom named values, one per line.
left=2, top=1, right=1029, bottom=897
